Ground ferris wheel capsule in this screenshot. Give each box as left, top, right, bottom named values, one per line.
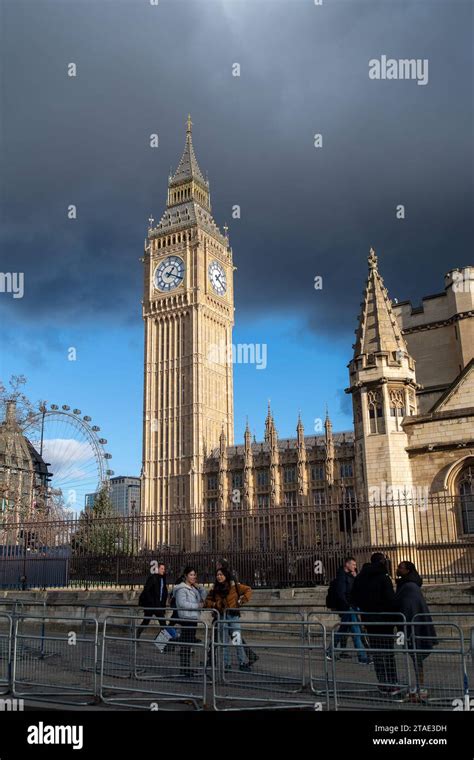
left=83, top=416, right=92, bottom=422
left=73, top=409, right=81, bottom=415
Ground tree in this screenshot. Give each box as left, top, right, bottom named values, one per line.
left=72, top=486, right=132, bottom=556
left=0, top=375, right=39, bottom=429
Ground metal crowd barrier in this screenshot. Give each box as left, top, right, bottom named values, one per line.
left=0, top=598, right=469, bottom=711
left=12, top=614, right=99, bottom=705
left=327, top=618, right=466, bottom=712
left=0, top=614, right=13, bottom=695
left=100, top=610, right=210, bottom=710
left=414, top=611, right=474, bottom=698
left=307, top=610, right=407, bottom=707
left=211, top=618, right=328, bottom=711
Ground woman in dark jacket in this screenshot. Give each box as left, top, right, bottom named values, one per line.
left=137, top=562, right=168, bottom=640
left=395, top=561, right=437, bottom=701
left=351, top=553, right=400, bottom=694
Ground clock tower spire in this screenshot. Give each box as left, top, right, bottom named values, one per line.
left=141, top=118, right=235, bottom=547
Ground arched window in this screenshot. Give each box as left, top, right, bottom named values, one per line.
left=389, top=387, right=405, bottom=430
left=458, top=465, right=474, bottom=534
left=367, top=389, right=385, bottom=434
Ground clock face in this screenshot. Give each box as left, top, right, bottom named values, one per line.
left=154, top=256, right=185, bottom=292
left=208, top=260, right=227, bottom=296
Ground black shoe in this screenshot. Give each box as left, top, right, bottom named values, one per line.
left=239, top=663, right=251, bottom=672
left=248, top=651, right=259, bottom=664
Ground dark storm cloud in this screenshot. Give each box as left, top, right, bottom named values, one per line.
left=1, top=0, right=472, bottom=335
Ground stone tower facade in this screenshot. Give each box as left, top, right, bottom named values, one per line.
left=348, top=248, right=419, bottom=505
left=141, top=117, right=234, bottom=545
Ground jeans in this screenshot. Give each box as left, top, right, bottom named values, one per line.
left=222, top=614, right=248, bottom=667
left=331, top=610, right=369, bottom=663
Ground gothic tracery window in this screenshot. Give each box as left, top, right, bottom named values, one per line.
left=389, top=388, right=406, bottom=430
left=459, top=465, right=474, bottom=534
left=367, top=389, right=385, bottom=434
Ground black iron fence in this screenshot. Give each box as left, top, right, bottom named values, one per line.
left=0, top=496, right=472, bottom=588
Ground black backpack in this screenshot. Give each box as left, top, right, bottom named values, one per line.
left=168, top=592, right=179, bottom=622
left=325, top=578, right=339, bottom=610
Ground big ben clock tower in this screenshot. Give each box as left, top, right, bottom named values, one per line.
left=141, top=117, right=234, bottom=547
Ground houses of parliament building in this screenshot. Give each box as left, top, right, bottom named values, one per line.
left=140, top=118, right=474, bottom=569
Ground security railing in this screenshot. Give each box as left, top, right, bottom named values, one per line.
left=0, top=602, right=471, bottom=710
left=0, top=495, right=472, bottom=588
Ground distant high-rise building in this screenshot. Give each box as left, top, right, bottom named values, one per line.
left=109, top=476, right=141, bottom=516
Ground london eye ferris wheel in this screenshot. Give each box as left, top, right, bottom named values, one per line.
left=22, top=403, right=113, bottom=514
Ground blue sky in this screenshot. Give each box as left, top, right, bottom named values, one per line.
left=0, top=313, right=353, bottom=481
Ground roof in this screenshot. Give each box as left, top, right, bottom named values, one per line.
left=208, top=431, right=354, bottom=459
left=354, top=248, right=407, bottom=358
left=151, top=200, right=227, bottom=245
left=169, top=118, right=207, bottom=189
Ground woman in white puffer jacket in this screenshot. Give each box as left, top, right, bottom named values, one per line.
left=173, top=566, right=207, bottom=677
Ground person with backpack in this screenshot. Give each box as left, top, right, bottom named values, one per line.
left=325, top=557, right=370, bottom=664
left=137, top=561, right=168, bottom=641
left=205, top=567, right=253, bottom=671
left=395, top=560, right=437, bottom=702
left=173, top=566, right=207, bottom=678
left=351, top=553, right=401, bottom=696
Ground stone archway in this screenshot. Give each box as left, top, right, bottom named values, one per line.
left=443, top=455, right=474, bottom=536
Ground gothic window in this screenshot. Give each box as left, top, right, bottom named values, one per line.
left=207, top=475, right=217, bottom=491
left=257, top=469, right=269, bottom=487
left=342, top=486, right=356, bottom=505
left=311, top=464, right=324, bottom=481
left=389, top=388, right=406, bottom=430
left=257, top=494, right=269, bottom=509
left=206, top=498, right=218, bottom=513
left=284, top=466, right=297, bottom=484
left=312, top=489, right=326, bottom=506
left=368, top=389, right=385, bottom=434
left=284, top=491, right=297, bottom=507
left=340, top=462, right=353, bottom=478
left=232, top=471, right=243, bottom=489
left=459, top=466, right=474, bottom=534
left=408, top=389, right=416, bottom=416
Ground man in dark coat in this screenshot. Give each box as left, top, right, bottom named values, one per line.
left=395, top=561, right=437, bottom=701
left=327, top=557, right=370, bottom=664
left=351, top=553, right=401, bottom=695
left=137, top=561, right=168, bottom=640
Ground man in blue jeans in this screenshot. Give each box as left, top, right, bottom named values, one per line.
left=326, top=557, right=371, bottom=664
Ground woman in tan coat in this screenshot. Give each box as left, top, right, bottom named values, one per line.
left=205, top=567, right=252, bottom=671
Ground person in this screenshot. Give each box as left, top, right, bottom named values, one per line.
left=351, top=552, right=402, bottom=696
left=326, top=557, right=370, bottom=664
left=215, top=558, right=258, bottom=665
left=205, top=567, right=253, bottom=671
left=395, top=560, right=437, bottom=702
left=173, top=566, right=207, bottom=678
left=137, top=561, right=168, bottom=640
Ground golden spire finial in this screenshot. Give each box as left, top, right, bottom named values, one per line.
left=187, top=114, right=193, bottom=134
